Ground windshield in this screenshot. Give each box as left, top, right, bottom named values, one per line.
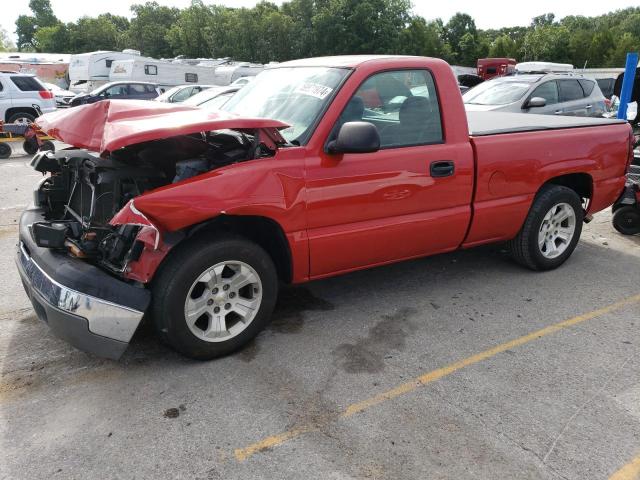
left=463, top=80, right=531, bottom=106
left=222, top=66, right=349, bottom=144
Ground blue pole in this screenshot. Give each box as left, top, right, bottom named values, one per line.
left=617, top=52, right=639, bottom=120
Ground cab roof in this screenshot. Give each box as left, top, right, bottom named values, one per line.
left=274, top=55, right=418, bottom=69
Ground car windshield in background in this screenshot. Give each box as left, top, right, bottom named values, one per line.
left=464, top=80, right=532, bottom=106
left=222, top=66, right=349, bottom=144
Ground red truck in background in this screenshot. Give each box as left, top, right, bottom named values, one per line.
left=477, top=58, right=517, bottom=80
left=17, top=55, right=632, bottom=361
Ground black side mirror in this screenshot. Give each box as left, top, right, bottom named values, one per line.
left=524, top=97, right=546, bottom=109
left=327, top=121, right=380, bottom=154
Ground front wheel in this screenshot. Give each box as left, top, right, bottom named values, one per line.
left=508, top=185, right=583, bottom=271
left=152, top=235, right=278, bottom=360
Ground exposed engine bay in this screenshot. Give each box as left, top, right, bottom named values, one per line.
left=30, top=129, right=279, bottom=277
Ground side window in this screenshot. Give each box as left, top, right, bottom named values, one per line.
left=144, top=84, right=156, bottom=93
left=0, top=80, right=4, bottom=92
left=335, top=69, right=442, bottom=148
left=531, top=81, right=559, bottom=105
left=172, top=87, right=193, bottom=102
left=104, top=85, right=128, bottom=96
left=559, top=80, right=584, bottom=102
left=105, top=59, right=113, bottom=68
left=578, top=79, right=595, bottom=96
left=144, top=65, right=157, bottom=75
left=129, top=84, right=147, bottom=94
left=185, top=73, right=198, bottom=83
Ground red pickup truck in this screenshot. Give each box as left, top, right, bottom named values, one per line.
left=17, top=56, right=633, bottom=360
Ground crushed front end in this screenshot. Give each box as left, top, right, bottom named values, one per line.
left=17, top=128, right=285, bottom=359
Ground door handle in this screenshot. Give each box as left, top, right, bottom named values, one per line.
left=554, top=110, right=563, bottom=114
left=430, top=160, right=455, bottom=178
left=585, top=104, right=592, bottom=109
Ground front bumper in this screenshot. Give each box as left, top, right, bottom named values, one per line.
left=16, top=208, right=151, bottom=359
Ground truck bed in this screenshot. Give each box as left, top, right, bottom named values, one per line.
left=467, top=111, right=626, bottom=136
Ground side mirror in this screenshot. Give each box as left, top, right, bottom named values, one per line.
left=524, top=97, right=546, bottom=109
left=327, top=121, right=380, bottom=154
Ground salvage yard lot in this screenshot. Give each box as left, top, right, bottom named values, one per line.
left=1, top=149, right=639, bottom=479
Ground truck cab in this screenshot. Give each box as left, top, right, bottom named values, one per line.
left=477, top=58, right=516, bottom=80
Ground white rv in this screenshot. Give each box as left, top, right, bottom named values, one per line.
left=211, top=63, right=264, bottom=86
left=68, top=50, right=141, bottom=92
left=109, top=57, right=218, bottom=90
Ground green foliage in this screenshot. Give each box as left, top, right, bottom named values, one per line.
left=0, top=29, right=16, bottom=52
left=126, top=2, right=180, bottom=58
left=12, top=0, right=640, bottom=68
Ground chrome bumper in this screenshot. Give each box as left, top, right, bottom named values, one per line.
left=16, top=241, right=145, bottom=359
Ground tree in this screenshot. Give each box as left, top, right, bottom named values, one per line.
left=126, top=2, right=179, bottom=58
left=167, top=0, right=215, bottom=58
left=16, top=0, right=59, bottom=50
left=398, top=17, right=445, bottom=57
left=0, top=28, right=16, bottom=52
left=531, top=13, right=555, bottom=28
left=606, top=33, right=640, bottom=67
left=444, top=13, right=478, bottom=64
left=522, top=25, right=571, bottom=63
left=489, top=34, right=518, bottom=59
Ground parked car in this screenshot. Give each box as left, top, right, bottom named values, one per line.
left=0, top=72, right=56, bottom=124
left=43, top=82, right=76, bottom=108
left=596, top=78, right=615, bottom=100
left=70, top=81, right=159, bottom=106
left=464, top=73, right=607, bottom=117
left=155, top=85, right=214, bottom=103
left=21, top=56, right=631, bottom=360
left=182, top=85, right=240, bottom=110
left=231, top=76, right=254, bottom=86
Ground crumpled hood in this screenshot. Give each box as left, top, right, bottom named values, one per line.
left=35, top=100, right=289, bottom=156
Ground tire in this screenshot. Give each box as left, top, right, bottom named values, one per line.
left=7, top=112, right=35, bottom=125
left=0, top=143, right=11, bottom=159
left=22, top=139, right=38, bottom=155
left=508, top=185, right=584, bottom=271
left=152, top=234, right=278, bottom=360
left=40, top=140, right=55, bottom=152
left=612, top=206, right=640, bottom=235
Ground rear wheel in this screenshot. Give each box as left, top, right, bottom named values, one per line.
left=152, top=235, right=278, bottom=360
left=612, top=206, right=640, bottom=235
left=7, top=112, right=35, bottom=125
left=0, top=143, right=11, bottom=159
left=508, top=185, right=583, bottom=271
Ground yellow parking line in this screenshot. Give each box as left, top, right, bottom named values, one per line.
left=610, top=454, right=640, bottom=480
left=234, top=292, right=640, bottom=462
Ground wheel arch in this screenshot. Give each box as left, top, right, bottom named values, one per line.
left=5, top=107, right=38, bottom=123
left=542, top=173, right=593, bottom=204
left=185, top=214, right=293, bottom=284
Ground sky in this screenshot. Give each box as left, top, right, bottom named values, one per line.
left=1, top=0, right=637, bottom=43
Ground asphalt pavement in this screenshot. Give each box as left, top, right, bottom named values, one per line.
left=0, top=147, right=639, bottom=480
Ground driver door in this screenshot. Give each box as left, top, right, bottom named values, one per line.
left=305, top=69, right=474, bottom=277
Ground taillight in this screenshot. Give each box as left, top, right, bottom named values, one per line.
left=38, top=90, right=53, bottom=99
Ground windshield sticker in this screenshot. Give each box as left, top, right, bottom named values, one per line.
left=295, top=83, right=333, bottom=99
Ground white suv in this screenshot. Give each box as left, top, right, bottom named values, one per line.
left=0, top=72, right=57, bottom=124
